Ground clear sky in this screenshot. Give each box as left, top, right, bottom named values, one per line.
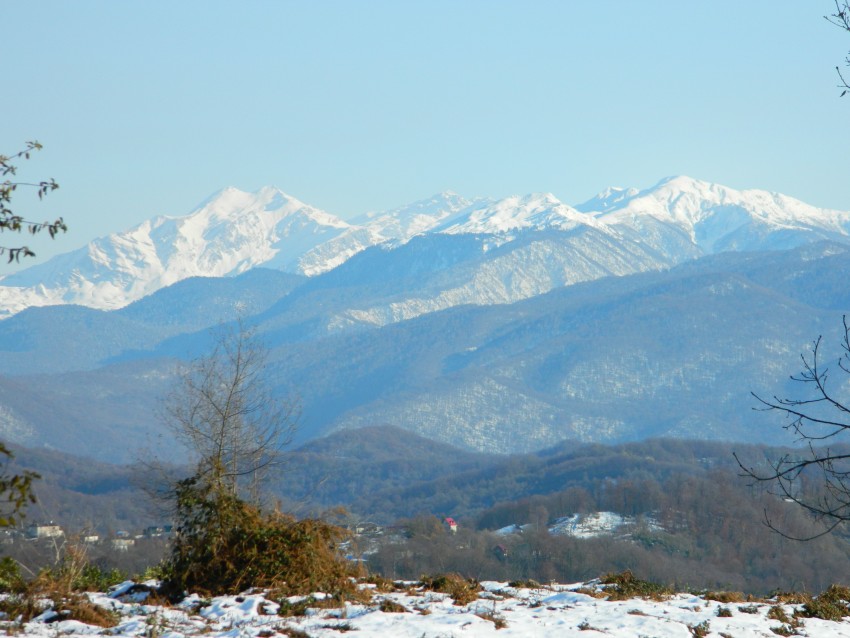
left=3, top=1, right=848, bottom=270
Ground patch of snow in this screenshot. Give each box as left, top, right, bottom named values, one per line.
left=9, top=581, right=850, bottom=637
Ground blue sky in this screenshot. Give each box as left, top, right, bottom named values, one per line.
left=3, top=1, right=848, bottom=269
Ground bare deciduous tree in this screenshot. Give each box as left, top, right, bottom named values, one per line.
left=162, top=319, right=298, bottom=505
left=737, top=316, right=850, bottom=539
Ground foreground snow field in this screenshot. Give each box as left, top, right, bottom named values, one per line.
left=8, top=579, right=850, bottom=638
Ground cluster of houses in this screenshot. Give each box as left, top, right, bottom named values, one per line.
left=1, top=522, right=173, bottom=551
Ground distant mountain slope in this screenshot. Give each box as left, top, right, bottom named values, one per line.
left=0, top=269, right=304, bottom=374
left=3, top=242, right=848, bottom=461
left=592, top=176, right=850, bottom=253
left=1, top=177, right=848, bottom=320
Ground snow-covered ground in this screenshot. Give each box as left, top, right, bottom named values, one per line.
left=495, top=511, right=663, bottom=539
left=8, top=579, right=850, bottom=637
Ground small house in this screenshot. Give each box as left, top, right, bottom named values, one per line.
left=444, top=517, right=458, bottom=534
left=111, top=538, right=135, bottom=551
left=25, top=522, right=64, bottom=540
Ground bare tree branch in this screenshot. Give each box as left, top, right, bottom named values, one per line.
left=159, top=318, right=298, bottom=507
left=826, top=0, right=850, bottom=96
left=738, top=316, right=850, bottom=538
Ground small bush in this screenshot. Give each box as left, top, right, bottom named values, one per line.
left=378, top=599, right=408, bottom=613
left=161, top=482, right=361, bottom=598
left=475, top=609, right=507, bottom=629
left=0, top=557, right=25, bottom=594
left=369, top=576, right=404, bottom=592
left=507, top=579, right=542, bottom=589
left=600, top=570, right=672, bottom=601
left=704, top=591, right=746, bottom=603
left=716, top=606, right=733, bottom=617
left=420, top=574, right=481, bottom=606
left=278, top=594, right=346, bottom=617
left=0, top=591, right=117, bottom=628
left=30, top=544, right=126, bottom=595
left=0, top=593, right=48, bottom=623
left=767, top=605, right=791, bottom=623
left=689, top=620, right=710, bottom=638
left=772, top=591, right=810, bottom=605
left=0, top=544, right=123, bottom=628
left=798, top=584, right=850, bottom=621
left=49, top=594, right=119, bottom=628
left=738, top=604, right=761, bottom=614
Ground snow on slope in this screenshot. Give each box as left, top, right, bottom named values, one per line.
left=296, top=191, right=476, bottom=276
left=436, top=192, right=607, bottom=236
left=593, top=176, right=850, bottom=253
left=351, top=191, right=477, bottom=241
left=17, top=580, right=850, bottom=637
left=0, top=186, right=355, bottom=317
left=2, top=177, right=849, bottom=319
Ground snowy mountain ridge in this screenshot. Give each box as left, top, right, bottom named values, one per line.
left=1, top=176, right=848, bottom=319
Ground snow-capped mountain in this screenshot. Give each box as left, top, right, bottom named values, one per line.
left=296, top=191, right=476, bottom=276
left=435, top=192, right=606, bottom=236
left=350, top=191, right=476, bottom=241
left=1, top=176, right=849, bottom=320
left=0, top=186, right=359, bottom=317
left=594, top=176, right=850, bottom=254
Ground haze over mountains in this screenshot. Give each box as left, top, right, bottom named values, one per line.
left=1, top=176, right=850, bottom=464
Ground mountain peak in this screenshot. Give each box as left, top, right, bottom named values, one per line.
left=575, top=185, right=639, bottom=213
left=435, top=192, right=600, bottom=235
left=3, top=177, right=850, bottom=319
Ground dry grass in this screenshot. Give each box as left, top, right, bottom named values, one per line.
left=703, top=591, right=746, bottom=603
left=772, top=591, right=811, bottom=605
left=378, top=598, right=409, bottom=613
left=507, top=579, right=542, bottom=589
left=798, top=584, right=850, bottom=621
left=599, top=570, right=672, bottom=601
left=0, top=544, right=122, bottom=629
left=738, top=604, right=761, bottom=614
left=475, top=608, right=507, bottom=629
left=419, top=574, right=482, bottom=606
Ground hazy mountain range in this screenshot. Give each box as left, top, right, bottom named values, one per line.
left=1, top=176, right=849, bottom=464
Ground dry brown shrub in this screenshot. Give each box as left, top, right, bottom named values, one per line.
left=0, top=545, right=121, bottom=629
left=773, top=591, right=811, bottom=605
left=738, top=604, right=761, bottom=614
left=0, top=593, right=47, bottom=623
left=379, top=598, right=409, bottom=613
left=163, top=488, right=361, bottom=599
left=704, top=591, right=746, bottom=603
left=600, top=570, right=672, bottom=601
left=767, top=605, right=792, bottom=623
left=50, top=595, right=118, bottom=628
left=420, top=574, right=482, bottom=606
left=475, top=609, right=507, bottom=629
left=798, top=584, right=850, bottom=621
left=368, top=576, right=401, bottom=592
